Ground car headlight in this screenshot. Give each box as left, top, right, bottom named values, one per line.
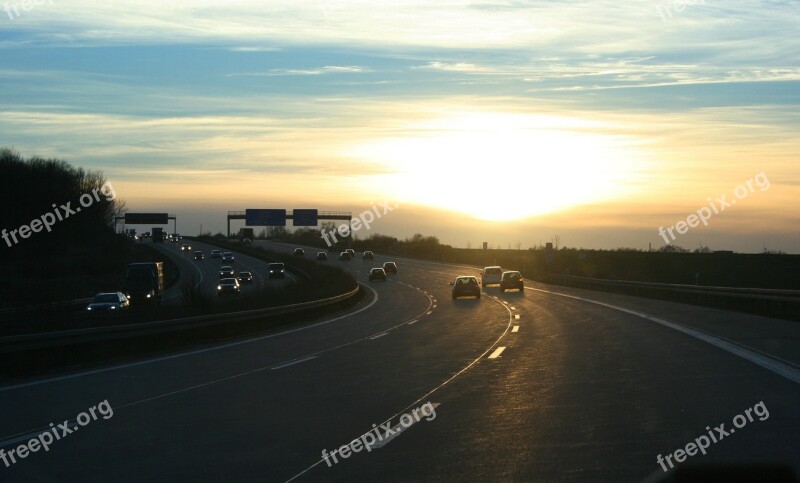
left=217, top=285, right=222, bottom=290
left=87, top=307, right=92, bottom=311
left=110, top=305, right=116, bottom=310
left=146, top=293, right=152, bottom=298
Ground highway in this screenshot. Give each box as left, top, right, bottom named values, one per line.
left=0, top=242, right=798, bottom=482
left=148, top=238, right=299, bottom=304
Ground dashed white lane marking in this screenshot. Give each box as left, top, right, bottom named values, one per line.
left=510, top=306, right=517, bottom=310
left=370, top=333, right=389, bottom=340
left=370, top=403, right=442, bottom=450
left=271, top=356, right=317, bottom=370
left=512, top=326, right=520, bottom=333
left=426, top=311, right=433, bottom=315
left=488, top=347, right=506, bottom=359
left=408, top=320, right=418, bottom=325
left=433, top=304, right=438, bottom=308
left=514, top=314, right=520, bottom=320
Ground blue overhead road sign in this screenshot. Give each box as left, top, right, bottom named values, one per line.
left=246, top=209, right=286, bottom=226
left=292, top=209, right=318, bottom=226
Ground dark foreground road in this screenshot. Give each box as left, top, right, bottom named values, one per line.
left=1, top=245, right=797, bottom=482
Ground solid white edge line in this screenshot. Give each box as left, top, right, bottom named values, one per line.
left=370, top=403, right=442, bottom=450
left=529, top=287, right=800, bottom=384
left=369, top=333, right=389, bottom=340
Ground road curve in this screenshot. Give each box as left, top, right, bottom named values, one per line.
left=0, top=245, right=797, bottom=482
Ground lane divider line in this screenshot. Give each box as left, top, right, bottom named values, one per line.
left=271, top=356, right=318, bottom=370
left=488, top=347, right=506, bottom=359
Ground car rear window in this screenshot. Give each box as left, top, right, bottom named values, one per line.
left=485, top=267, right=502, bottom=275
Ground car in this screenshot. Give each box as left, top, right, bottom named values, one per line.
left=345, top=248, right=355, bottom=257
left=339, top=251, right=352, bottom=261
left=237, top=271, right=253, bottom=284
left=170, top=236, right=179, bottom=243
left=217, top=278, right=240, bottom=296
left=383, top=261, right=398, bottom=274
left=242, top=238, right=252, bottom=245
left=362, top=251, right=374, bottom=260
left=369, top=268, right=387, bottom=281
left=481, top=266, right=503, bottom=287
left=222, top=252, right=235, bottom=263
left=210, top=249, right=222, bottom=259
left=316, top=252, right=328, bottom=261
left=142, top=232, right=151, bottom=239
left=193, top=251, right=205, bottom=260
left=500, top=271, right=524, bottom=292
left=293, top=248, right=305, bottom=257
left=451, top=276, right=481, bottom=300
left=268, top=263, right=286, bottom=279
left=181, top=244, right=192, bottom=252
left=219, top=266, right=235, bottom=278
left=86, top=292, right=130, bottom=312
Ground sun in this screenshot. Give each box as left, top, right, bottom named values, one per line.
left=349, top=111, right=641, bottom=222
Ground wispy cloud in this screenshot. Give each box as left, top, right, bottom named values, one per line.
left=226, top=65, right=370, bottom=77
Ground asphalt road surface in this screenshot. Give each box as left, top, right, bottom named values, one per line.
left=1, top=243, right=798, bottom=482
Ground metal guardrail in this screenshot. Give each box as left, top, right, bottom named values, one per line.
left=544, top=275, right=800, bottom=321
left=0, top=285, right=361, bottom=353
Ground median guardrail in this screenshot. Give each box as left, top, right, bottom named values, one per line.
left=543, top=274, right=800, bottom=322
left=0, top=284, right=362, bottom=355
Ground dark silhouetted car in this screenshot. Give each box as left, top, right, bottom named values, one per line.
left=268, top=263, right=286, bottom=279
left=362, top=251, right=374, bottom=260
left=451, top=276, right=481, bottom=300
left=219, top=266, right=235, bottom=278
left=86, top=292, right=130, bottom=312
left=293, top=248, right=305, bottom=257
left=237, top=271, right=253, bottom=284
left=222, top=252, right=235, bottom=263
left=193, top=251, right=204, bottom=260
left=217, top=278, right=240, bottom=296
left=339, top=251, right=352, bottom=261
left=383, top=261, right=398, bottom=274
left=369, top=268, right=387, bottom=281
left=210, top=249, right=222, bottom=259
left=500, top=271, right=524, bottom=292
left=316, top=252, right=328, bottom=261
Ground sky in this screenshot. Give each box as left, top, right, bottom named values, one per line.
left=1, top=1, right=798, bottom=252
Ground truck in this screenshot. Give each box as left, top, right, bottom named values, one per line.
left=239, top=227, right=254, bottom=241
left=152, top=227, right=165, bottom=243
left=123, top=262, right=164, bottom=305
